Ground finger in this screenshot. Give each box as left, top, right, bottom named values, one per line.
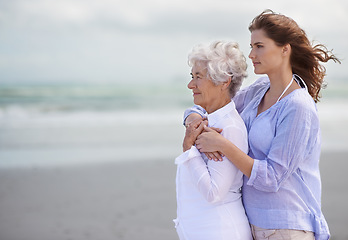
left=208, top=152, right=223, bottom=161
left=204, top=152, right=215, bottom=161
left=209, top=127, right=223, bottom=133
left=212, top=151, right=223, bottom=161
left=195, top=142, right=201, bottom=151
left=203, top=125, right=215, bottom=132
left=189, top=118, right=203, bottom=129
left=197, top=121, right=208, bottom=133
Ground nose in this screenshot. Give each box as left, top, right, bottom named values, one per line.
left=187, top=79, right=195, bottom=89
left=248, top=48, right=254, bottom=59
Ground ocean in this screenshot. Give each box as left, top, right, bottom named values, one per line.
left=0, top=80, right=347, bottom=239
left=0, top=82, right=191, bottom=167
left=0, top=80, right=347, bottom=167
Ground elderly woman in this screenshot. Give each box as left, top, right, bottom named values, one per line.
left=173, top=41, right=252, bottom=240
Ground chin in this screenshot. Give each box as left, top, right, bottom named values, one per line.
left=254, top=69, right=265, bottom=75
left=193, top=100, right=201, bottom=106
left=193, top=99, right=204, bottom=109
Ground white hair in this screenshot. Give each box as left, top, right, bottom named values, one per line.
left=188, top=41, right=248, bottom=97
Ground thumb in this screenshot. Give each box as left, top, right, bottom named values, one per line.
left=210, top=127, right=223, bottom=133
left=203, top=125, right=215, bottom=132
left=197, top=122, right=206, bottom=133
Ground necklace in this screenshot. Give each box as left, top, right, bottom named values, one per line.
left=277, top=78, right=294, bottom=102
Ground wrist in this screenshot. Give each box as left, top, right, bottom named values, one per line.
left=219, top=137, right=231, bottom=155
left=183, top=143, right=192, bottom=152
left=183, top=137, right=194, bottom=152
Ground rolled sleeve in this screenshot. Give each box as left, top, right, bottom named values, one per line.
left=246, top=159, right=260, bottom=187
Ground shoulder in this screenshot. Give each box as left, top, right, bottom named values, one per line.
left=279, top=89, right=319, bottom=123
left=284, top=89, right=317, bottom=111
left=219, top=101, right=245, bottom=124
left=237, top=76, right=269, bottom=97
left=220, top=105, right=247, bottom=136
left=234, top=76, right=270, bottom=112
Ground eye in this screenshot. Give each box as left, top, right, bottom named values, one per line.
left=256, top=44, right=263, bottom=48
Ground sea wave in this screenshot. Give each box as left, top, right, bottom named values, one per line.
left=1, top=82, right=347, bottom=153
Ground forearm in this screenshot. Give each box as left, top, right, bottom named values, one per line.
left=183, top=136, right=194, bottom=152
left=182, top=117, right=207, bottom=152
left=220, top=138, right=254, bottom=178
left=183, top=147, right=237, bottom=203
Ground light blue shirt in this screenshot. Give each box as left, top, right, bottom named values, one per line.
left=184, top=76, right=330, bottom=240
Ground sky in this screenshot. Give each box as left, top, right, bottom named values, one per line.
left=0, top=0, right=347, bottom=85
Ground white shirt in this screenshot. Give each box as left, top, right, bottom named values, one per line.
left=174, top=101, right=252, bottom=240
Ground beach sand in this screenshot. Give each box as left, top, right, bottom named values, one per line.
left=0, top=151, right=346, bottom=240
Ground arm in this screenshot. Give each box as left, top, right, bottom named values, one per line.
left=183, top=106, right=223, bottom=160
left=246, top=102, right=318, bottom=192
left=196, top=100, right=318, bottom=192
left=182, top=118, right=206, bottom=152
left=185, top=147, right=241, bottom=203
left=196, top=127, right=254, bottom=178
left=176, top=125, right=245, bottom=203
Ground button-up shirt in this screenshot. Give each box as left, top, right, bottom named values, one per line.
left=176, top=101, right=252, bottom=239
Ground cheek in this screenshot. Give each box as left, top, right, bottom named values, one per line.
left=207, top=86, right=220, bottom=99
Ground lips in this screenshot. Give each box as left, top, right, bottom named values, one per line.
left=253, top=62, right=261, bottom=66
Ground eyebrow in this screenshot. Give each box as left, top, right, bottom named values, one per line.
left=191, top=72, right=203, bottom=76
left=250, top=41, right=263, bottom=46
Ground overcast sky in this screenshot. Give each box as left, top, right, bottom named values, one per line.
left=0, top=0, right=347, bottom=85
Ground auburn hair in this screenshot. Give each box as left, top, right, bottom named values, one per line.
left=249, top=10, right=340, bottom=102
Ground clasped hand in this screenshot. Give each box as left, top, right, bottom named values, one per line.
left=183, top=118, right=224, bottom=161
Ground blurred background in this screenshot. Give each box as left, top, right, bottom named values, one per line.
left=0, top=0, right=347, bottom=239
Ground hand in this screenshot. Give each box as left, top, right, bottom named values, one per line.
left=201, top=126, right=224, bottom=161
left=204, top=152, right=224, bottom=162
left=185, top=113, right=203, bottom=127
left=196, top=126, right=225, bottom=154
left=203, top=126, right=222, bottom=134
left=183, top=118, right=207, bottom=152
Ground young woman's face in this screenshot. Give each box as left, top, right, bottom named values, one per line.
left=249, top=29, right=285, bottom=75
left=187, top=63, right=221, bottom=113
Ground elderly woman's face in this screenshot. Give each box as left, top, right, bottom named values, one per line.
left=188, top=63, right=222, bottom=113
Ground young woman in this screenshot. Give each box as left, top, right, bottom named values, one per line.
left=174, top=41, right=252, bottom=240
left=184, top=10, right=340, bottom=240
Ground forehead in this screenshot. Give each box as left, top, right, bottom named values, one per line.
left=191, top=62, right=207, bottom=75
left=250, top=29, right=270, bottom=44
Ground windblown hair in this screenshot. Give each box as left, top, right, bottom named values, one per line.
left=188, top=41, right=248, bottom=98
left=249, top=10, right=341, bottom=102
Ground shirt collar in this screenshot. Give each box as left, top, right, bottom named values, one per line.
left=207, top=100, right=235, bottom=127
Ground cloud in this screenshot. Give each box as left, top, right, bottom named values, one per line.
left=0, top=0, right=346, bottom=83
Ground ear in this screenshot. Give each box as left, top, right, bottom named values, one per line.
left=221, top=77, right=232, bottom=90
left=282, top=43, right=291, bottom=56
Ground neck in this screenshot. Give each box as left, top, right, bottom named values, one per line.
left=205, top=96, right=231, bottom=114
left=267, top=67, right=293, bottom=94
